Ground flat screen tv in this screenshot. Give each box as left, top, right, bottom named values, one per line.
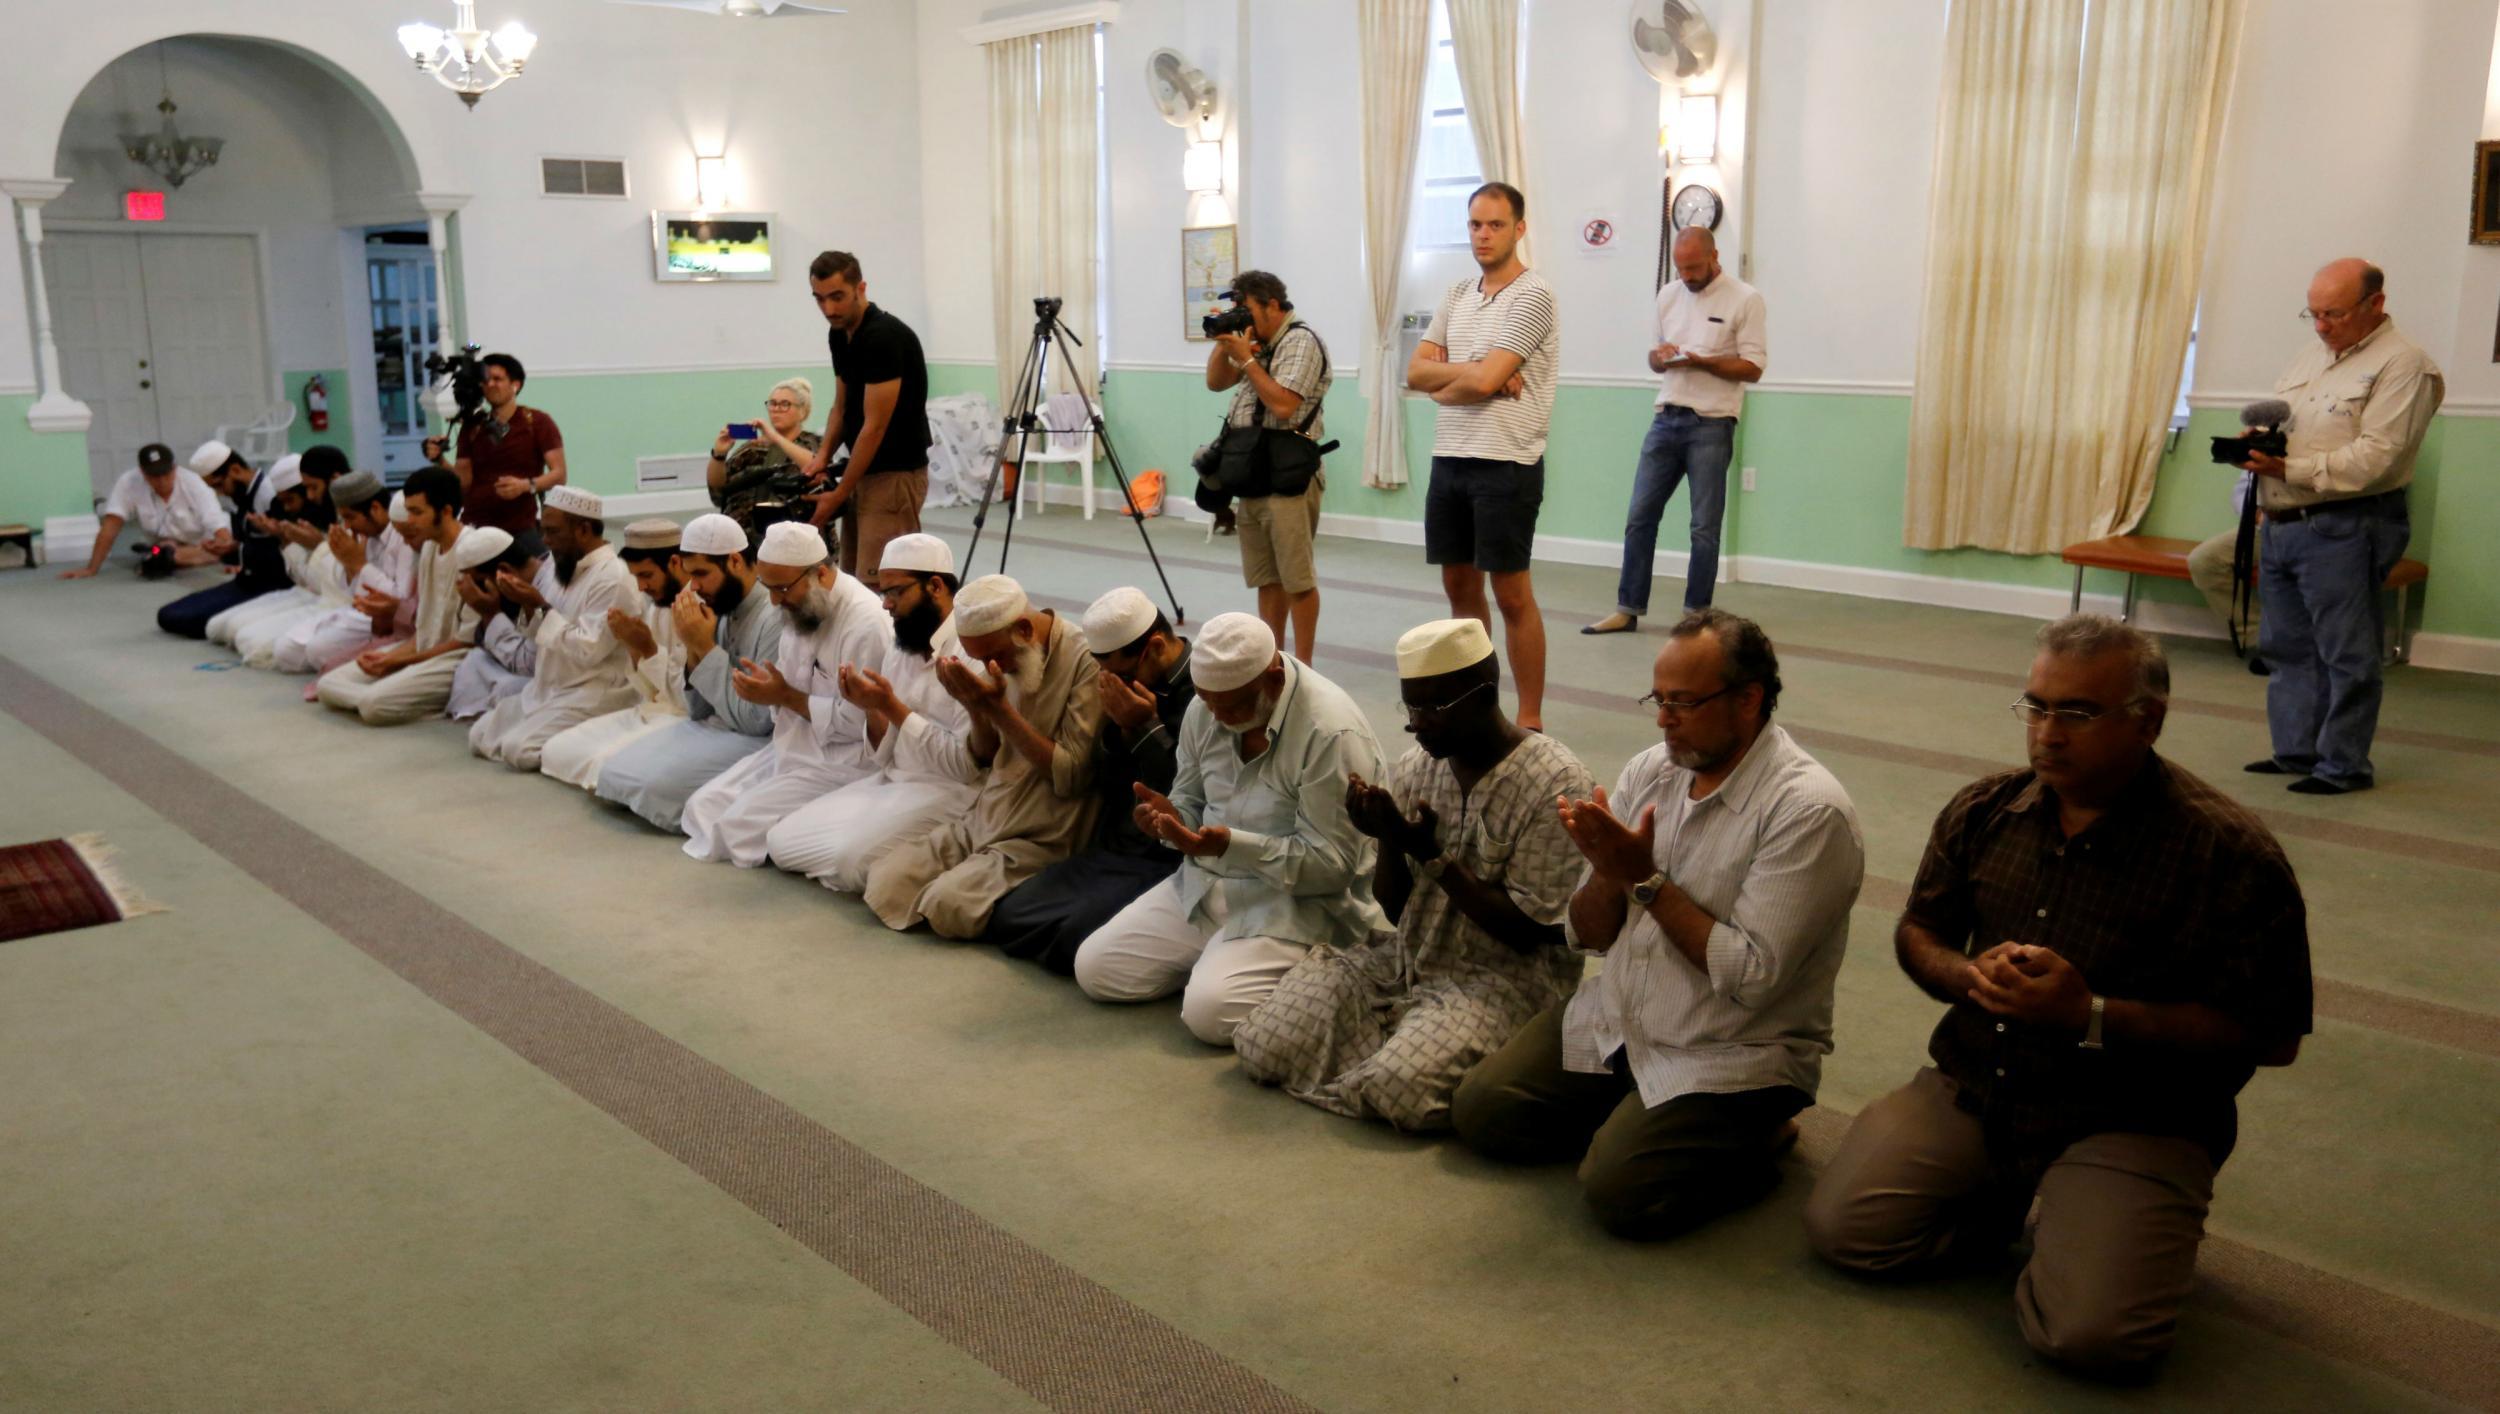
left=652, top=211, right=777, bottom=282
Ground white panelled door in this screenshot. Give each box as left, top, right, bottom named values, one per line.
left=47, top=232, right=272, bottom=498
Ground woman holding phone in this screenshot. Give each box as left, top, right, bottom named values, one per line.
left=707, top=377, right=824, bottom=543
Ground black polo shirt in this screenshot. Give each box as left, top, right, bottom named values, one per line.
left=826, top=303, right=932, bottom=474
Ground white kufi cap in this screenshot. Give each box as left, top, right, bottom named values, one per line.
left=679, top=512, right=747, bottom=557
left=1081, top=586, right=1158, bottom=655
left=452, top=526, right=515, bottom=571
left=756, top=520, right=828, bottom=568
left=954, top=575, right=1029, bottom=637
left=266, top=455, right=304, bottom=496
left=1191, top=612, right=1277, bottom=692
left=544, top=484, right=604, bottom=520
left=1396, top=617, right=1495, bottom=679
left=877, top=532, right=954, bottom=577
left=388, top=492, right=409, bottom=520
left=186, top=439, right=233, bottom=475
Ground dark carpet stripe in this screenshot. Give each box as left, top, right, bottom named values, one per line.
left=0, top=653, right=1315, bottom=1414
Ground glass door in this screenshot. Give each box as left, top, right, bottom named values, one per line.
left=367, top=246, right=440, bottom=477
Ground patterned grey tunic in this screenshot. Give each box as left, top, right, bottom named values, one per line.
left=1235, top=731, right=1596, bottom=1130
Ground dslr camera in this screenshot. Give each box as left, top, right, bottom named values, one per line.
left=2210, top=398, right=2290, bottom=466
left=1201, top=290, right=1255, bottom=340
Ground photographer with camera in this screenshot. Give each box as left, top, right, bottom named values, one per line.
left=2236, top=259, right=2443, bottom=796
left=707, top=377, right=825, bottom=543
left=1202, top=271, right=1333, bottom=663
left=796, top=251, right=932, bottom=578
left=426, top=352, right=568, bottom=548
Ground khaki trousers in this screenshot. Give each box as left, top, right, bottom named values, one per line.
left=2185, top=528, right=2260, bottom=636
left=1803, top=1067, right=2216, bottom=1378
left=839, top=468, right=928, bottom=578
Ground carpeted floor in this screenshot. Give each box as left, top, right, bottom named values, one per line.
left=0, top=508, right=2492, bottom=1413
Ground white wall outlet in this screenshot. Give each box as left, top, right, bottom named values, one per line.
left=1741, top=465, right=1758, bottom=492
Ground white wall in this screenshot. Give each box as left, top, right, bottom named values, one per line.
left=915, top=0, right=1001, bottom=366
left=1, top=210, right=33, bottom=393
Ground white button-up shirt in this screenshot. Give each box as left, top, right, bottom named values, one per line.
left=2263, top=318, right=2444, bottom=511
left=101, top=468, right=225, bottom=544
left=1653, top=272, right=1768, bottom=420
left=1562, top=725, right=1865, bottom=1107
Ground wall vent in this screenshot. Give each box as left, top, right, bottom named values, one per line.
left=541, top=157, right=629, bottom=199
left=636, top=453, right=709, bottom=492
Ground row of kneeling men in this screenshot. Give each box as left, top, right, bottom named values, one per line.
left=184, top=461, right=2313, bottom=1382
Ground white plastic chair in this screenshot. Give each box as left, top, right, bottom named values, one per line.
left=1017, top=390, right=1102, bottom=519
left=214, top=404, right=297, bottom=465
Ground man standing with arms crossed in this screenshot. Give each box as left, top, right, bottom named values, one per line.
left=1407, top=183, right=1559, bottom=731
left=1586, top=226, right=1765, bottom=635
left=798, top=250, right=933, bottom=578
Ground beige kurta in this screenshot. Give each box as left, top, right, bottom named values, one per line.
left=313, top=530, right=482, bottom=722
left=863, top=612, right=1105, bottom=937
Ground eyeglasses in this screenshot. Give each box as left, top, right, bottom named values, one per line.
left=2300, top=305, right=2361, bottom=323
left=1401, top=680, right=1493, bottom=722
left=1638, top=682, right=1740, bottom=717
left=760, top=574, right=810, bottom=602
left=765, top=399, right=801, bottom=411
left=876, top=579, right=925, bottom=603
left=2008, top=698, right=2144, bottom=725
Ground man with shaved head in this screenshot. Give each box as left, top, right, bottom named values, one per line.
left=2235, top=258, right=2442, bottom=795
left=1587, top=226, right=1765, bottom=636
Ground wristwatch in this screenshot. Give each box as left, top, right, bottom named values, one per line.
left=2078, top=994, right=2106, bottom=1050
left=1418, top=854, right=1449, bottom=881
left=1629, top=871, right=1670, bottom=906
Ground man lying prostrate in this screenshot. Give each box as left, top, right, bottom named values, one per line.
left=469, top=487, right=643, bottom=772
left=594, top=514, right=782, bottom=831
left=160, top=440, right=290, bottom=638
left=680, top=520, right=891, bottom=867
left=278, top=489, right=417, bottom=677
left=540, top=519, right=689, bottom=791
left=1073, top=613, right=1387, bottom=1047
left=315, top=468, right=481, bottom=725
left=205, top=454, right=309, bottom=647
left=986, top=586, right=1194, bottom=975
left=230, top=451, right=359, bottom=667
left=1235, top=618, right=1597, bottom=1131
left=445, top=528, right=560, bottom=724
left=862, top=574, right=1105, bottom=938
left=58, top=441, right=226, bottom=580
left=764, top=532, right=975, bottom=892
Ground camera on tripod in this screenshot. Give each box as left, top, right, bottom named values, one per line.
left=1201, top=290, right=1255, bottom=340
left=1033, top=295, right=1064, bottom=323
left=423, top=343, right=490, bottom=429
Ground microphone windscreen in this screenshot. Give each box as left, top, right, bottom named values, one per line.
left=2241, top=398, right=2292, bottom=427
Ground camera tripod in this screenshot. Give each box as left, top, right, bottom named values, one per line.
left=963, top=297, right=1185, bottom=625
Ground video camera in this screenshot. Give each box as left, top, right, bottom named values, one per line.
left=1201, top=289, right=1255, bottom=340
left=2210, top=398, right=2290, bottom=465
left=423, top=344, right=490, bottom=431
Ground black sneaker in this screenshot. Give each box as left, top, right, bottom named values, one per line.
left=2244, top=759, right=2296, bottom=775
left=2248, top=656, right=2272, bottom=677
left=2289, top=776, right=2368, bottom=795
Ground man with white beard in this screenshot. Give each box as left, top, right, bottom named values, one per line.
left=862, top=574, right=1104, bottom=939
left=764, top=533, right=977, bottom=892
left=539, top=520, right=691, bottom=791
left=468, top=487, right=645, bottom=770
left=679, top=520, right=892, bottom=867
left=1072, top=612, right=1388, bottom=1046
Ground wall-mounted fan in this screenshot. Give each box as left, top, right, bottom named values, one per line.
left=1629, top=0, right=1716, bottom=82
left=606, top=0, right=847, bottom=19
left=1146, top=49, right=1219, bottom=131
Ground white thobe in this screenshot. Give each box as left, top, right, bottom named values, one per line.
left=447, top=557, right=562, bottom=723
left=234, top=541, right=358, bottom=666
left=539, top=598, right=688, bottom=791
left=210, top=541, right=322, bottom=646
left=468, top=545, right=645, bottom=770
left=278, top=530, right=416, bottom=673
left=764, top=618, right=981, bottom=890
left=681, top=572, right=893, bottom=867
left=314, top=530, right=481, bottom=724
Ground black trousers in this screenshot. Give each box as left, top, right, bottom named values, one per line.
left=157, top=578, right=284, bottom=640
left=986, top=852, right=1175, bottom=975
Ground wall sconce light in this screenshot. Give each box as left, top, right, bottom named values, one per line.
left=1675, top=92, right=1718, bottom=166
left=1182, top=140, right=1224, bottom=194
left=695, top=154, right=728, bottom=210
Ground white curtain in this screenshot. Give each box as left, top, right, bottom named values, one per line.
left=1904, top=0, right=2245, bottom=554
left=1447, top=0, right=1528, bottom=264
left=986, top=26, right=1099, bottom=416
left=1357, top=0, right=1431, bottom=491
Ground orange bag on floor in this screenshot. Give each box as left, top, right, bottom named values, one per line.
left=1123, top=469, right=1166, bottom=518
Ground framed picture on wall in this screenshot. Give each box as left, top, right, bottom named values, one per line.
left=2474, top=142, right=2500, bottom=245
left=651, top=210, right=778, bottom=282
left=1182, top=224, right=1239, bottom=340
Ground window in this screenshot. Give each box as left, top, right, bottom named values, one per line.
left=1412, top=0, right=1481, bottom=250
left=2170, top=313, right=2198, bottom=430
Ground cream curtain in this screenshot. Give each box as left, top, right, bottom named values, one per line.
left=1903, top=0, right=2245, bottom=555
left=1357, top=0, right=1431, bottom=491
left=986, top=25, right=1099, bottom=415
left=1447, top=0, right=1528, bottom=264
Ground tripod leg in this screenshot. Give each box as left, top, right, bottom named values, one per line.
left=962, top=330, right=1050, bottom=573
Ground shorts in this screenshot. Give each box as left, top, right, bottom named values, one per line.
left=840, top=467, right=928, bottom=577
left=1236, top=473, right=1324, bottom=593
left=1425, top=456, right=1544, bottom=574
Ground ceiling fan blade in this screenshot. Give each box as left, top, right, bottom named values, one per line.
left=762, top=0, right=848, bottom=13
left=605, top=0, right=730, bottom=12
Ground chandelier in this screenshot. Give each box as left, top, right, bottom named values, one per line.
left=397, top=1, right=539, bottom=108
left=121, top=48, right=224, bottom=189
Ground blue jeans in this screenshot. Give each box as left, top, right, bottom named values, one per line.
left=1617, top=406, right=1736, bottom=615
left=2257, top=497, right=2409, bottom=788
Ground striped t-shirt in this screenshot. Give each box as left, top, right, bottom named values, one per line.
left=1423, top=268, right=1560, bottom=465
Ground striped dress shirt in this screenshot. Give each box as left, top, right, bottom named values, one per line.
left=1561, top=725, right=1866, bottom=1107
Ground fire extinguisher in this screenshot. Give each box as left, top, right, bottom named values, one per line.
left=304, top=373, right=330, bottom=433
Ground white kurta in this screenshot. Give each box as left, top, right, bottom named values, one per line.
left=539, top=597, right=688, bottom=791
left=277, top=529, right=417, bottom=674
left=764, top=617, right=981, bottom=891
left=469, top=544, right=646, bottom=770
left=234, top=541, right=358, bottom=666
left=680, top=572, right=893, bottom=867
left=209, top=541, right=320, bottom=646
left=314, top=529, right=481, bottom=724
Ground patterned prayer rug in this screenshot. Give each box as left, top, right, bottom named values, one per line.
left=0, top=834, right=165, bottom=943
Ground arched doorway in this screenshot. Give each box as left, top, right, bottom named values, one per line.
left=44, top=35, right=435, bottom=492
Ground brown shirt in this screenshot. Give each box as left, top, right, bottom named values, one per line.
left=1905, top=756, right=2311, bottom=1176
left=456, top=405, right=564, bottom=534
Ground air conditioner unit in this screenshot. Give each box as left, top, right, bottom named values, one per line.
left=636, top=453, right=710, bottom=492
left=1397, top=310, right=1437, bottom=390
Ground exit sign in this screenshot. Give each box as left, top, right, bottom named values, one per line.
left=124, top=191, right=166, bottom=222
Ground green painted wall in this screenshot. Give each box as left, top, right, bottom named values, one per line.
left=523, top=365, right=828, bottom=497
left=281, top=370, right=357, bottom=460
left=0, top=398, right=97, bottom=533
